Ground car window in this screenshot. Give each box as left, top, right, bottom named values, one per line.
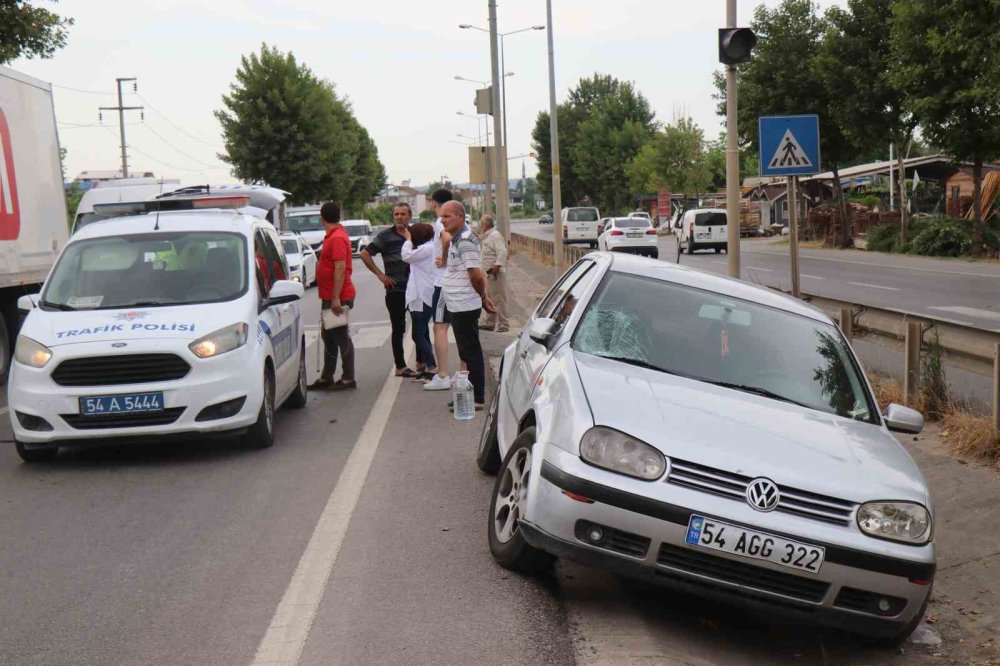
left=566, top=208, right=599, bottom=222
left=254, top=231, right=272, bottom=296
left=695, top=212, right=727, bottom=226
left=551, top=265, right=598, bottom=330
left=573, top=272, right=879, bottom=424
left=536, top=260, right=594, bottom=320
left=614, top=218, right=651, bottom=229
left=42, top=232, right=247, bottom=310
left=262, top=230, right=288, bottom=283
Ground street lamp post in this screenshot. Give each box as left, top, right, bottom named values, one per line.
left=455, top=74, right=509, bottom=218
left=545, top=0, right=563, bottom=266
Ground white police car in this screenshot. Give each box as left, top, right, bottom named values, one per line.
left=7, top=195, right=308, bottom=462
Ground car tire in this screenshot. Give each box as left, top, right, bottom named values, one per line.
left=650, top=250, right=659, bottom=260
left=15, top=440, right=58, bottom=463
left=285, top=349, right=308, bottom=409
left=488, top=427, right=555, bottom=574
left=247, top=366, right=276, bottom=449
left=589, top=241, right=597, bottom=249
left=715, top=248, right=722, bottom=254
left=687, top=241, right=695, bottom=255
left=476, top=388, right=502, bottom=475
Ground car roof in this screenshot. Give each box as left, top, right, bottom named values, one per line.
left=71, top=209, right=270, bottom=241
left=341, top=219, right=370, bottom=224
left=602, top=253, right=831, bottom=324
left=287, top=206, right=321, bottom=215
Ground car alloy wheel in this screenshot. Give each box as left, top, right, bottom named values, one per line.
left=493, top=446, right=531, bottom=544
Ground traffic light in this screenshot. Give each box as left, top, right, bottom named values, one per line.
left=718, top=28, right=757, bottom=65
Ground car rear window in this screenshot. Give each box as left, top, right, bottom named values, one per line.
left=567, top=208, right=599, bottom=222
left=614, top=218, right=651, bottom=229
left=695, top=212, right=727, bottom=227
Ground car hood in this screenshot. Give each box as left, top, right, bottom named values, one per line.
left=22, top=303, right=239, bottom=347
left=574, top=352, right=929, bottom=504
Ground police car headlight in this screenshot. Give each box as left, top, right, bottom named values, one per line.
left=14, top=336, right=53, bottom=368
left=189, top=323, right=249, bottom=359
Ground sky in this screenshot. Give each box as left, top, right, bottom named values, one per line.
left=12, top=0, right=846, bottom=189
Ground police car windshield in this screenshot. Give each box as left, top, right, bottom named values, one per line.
left=287, top=214, right=323, bottom=232
left=42, top=232, right=248, bottom=311
left=343, top=224, right=367, bottom=238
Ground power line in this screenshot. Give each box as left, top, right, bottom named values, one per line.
left=135, top=93, right=224, bottom=150
left=99, top=126, right=226, bottom=174
left=140, top=123, right=227, bottom=169
left=52, top=83, right=115, bottom=95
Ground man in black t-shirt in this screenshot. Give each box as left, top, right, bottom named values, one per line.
left=360, top=203, right=414, bottom=376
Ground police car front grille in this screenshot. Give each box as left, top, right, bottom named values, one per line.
left=51, top=354, right=191, bottom=387
left=61, top=407, right=186, bottom=430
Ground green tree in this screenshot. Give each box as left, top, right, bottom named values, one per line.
left=0, top=1, right=73, bottom=64
left=344, top=123, right=386, bottom=215
left=892, top=0, right=1000, bottom=257
left=532, top=74, right=655, bottom=213
left=216, top=44, right=383, bottom=206
left=627, top=117, right=712, bottom=196
left=64, top=181, right=83, bottom=228
left=818, top=0, right=913, bottom=247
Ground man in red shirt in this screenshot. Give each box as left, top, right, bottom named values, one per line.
left=309, top=202, right=357, bottom=391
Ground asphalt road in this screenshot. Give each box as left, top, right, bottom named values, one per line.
left=0, top=254, right=967, bottom=665
left=514, top=219, right=1000, bottom=332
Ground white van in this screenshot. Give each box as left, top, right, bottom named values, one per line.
left=679, top=208, right=728, bottom=254
left=561, top=206, right=601, bottom=247
left=72, top=179, right=181, bottom=234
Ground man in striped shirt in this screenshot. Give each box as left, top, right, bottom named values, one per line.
left=440, top=200, right=495, bottom=408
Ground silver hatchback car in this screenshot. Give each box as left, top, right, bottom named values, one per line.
left=477, top=253, right=933, bottom=643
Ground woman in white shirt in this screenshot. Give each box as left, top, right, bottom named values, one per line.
left=401, top=223, right=438, bottom=380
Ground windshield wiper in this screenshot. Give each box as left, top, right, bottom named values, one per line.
left=593, top=354, right=676, bottom=375
left=40, top=300, right=76, bottom=311
left=707, top=381, right=812, bottom=409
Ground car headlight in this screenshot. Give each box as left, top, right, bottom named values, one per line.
left=857, top=501, right=931, bottom=544
left=189, top=323, right=249, bottom=359
left=580, top=427, right=666, bottom=480
left=14, top=335, right=52, bottom=368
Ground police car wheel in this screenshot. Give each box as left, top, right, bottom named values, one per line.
left=15, top=440, right=58, bottom=463
left=248, top=367, right=276, bottom=449
left=286, top=349, right=308, bottom=409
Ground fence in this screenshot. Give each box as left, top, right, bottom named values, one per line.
left=509, top=232, right=1000, bottom=427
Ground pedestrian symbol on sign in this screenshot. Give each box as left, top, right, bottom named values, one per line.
left=769, top=129, right=812, bottom=169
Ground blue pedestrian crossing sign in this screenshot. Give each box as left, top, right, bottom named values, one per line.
left=758, top=115, right=820, bottom=177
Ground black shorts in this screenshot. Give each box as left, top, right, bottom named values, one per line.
left=432, top=286, right=451, bottom=324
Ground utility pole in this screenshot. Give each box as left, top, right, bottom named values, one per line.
left=488, top=0, right=511, bottom=244
left=724, top=0, right=740, bottom=279
left=99, top=78, right=143, bottom=179
left=546, top=0, right=563, bottom=266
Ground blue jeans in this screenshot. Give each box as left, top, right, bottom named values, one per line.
left=410, top=306, right=436, bottom=370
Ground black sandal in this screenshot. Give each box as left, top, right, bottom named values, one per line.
left=395, top=368, right=419, bottom=378
left=308, top=379, right=334, bottom=390
left=330, top=379, right=357, bottom=391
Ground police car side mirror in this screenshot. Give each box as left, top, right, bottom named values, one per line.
left=262, top=280, right=304, bottom=310
left=17, top=294, right=39, bottom=313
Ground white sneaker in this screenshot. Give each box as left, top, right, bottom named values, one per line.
left=423, top=374, right=452, bottom=391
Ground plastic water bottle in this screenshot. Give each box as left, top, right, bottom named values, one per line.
left=453, top=372, right=475, bottom=421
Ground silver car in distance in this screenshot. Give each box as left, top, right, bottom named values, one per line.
left=477, top=253, right=933, bottom=644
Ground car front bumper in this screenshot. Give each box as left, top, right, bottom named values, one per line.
left=9, top=340, right=264, bottom=447
left=525, top=450, right=935, bottom=639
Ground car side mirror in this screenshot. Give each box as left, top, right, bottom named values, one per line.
left=17, top=294, right=39, bottom=313
left=885, top=403, right=924, bottom=434
left=263, top=279, right=304, bottom=310
left=528, top=317, right=559, bottom=345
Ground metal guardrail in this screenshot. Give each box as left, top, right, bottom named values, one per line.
left=510, top=232, right=1000, bottom=426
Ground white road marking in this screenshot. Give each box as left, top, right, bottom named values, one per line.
left=848, top=281, right=899, bottom=291
left=929, top=306, right=1000, bottom=322
left=801, top=274, right=825, bottom=280
left=252, top=340, right=416, bottom=666
left=747, top=266, right=773, bottom=272
left=748, top=249, right=1000, bottom=279
left=352, top=326, right=391, bottom=349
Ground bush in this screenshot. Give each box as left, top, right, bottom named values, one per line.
left=910, top=218, right=972, bottom=257
left=866, top=224, right=899, bottom=252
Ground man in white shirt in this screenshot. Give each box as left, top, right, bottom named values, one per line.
left=440, top=200, right=495, bottom=408
left=477, top=214, right=509, bottom=332
left=423, top=188, right=456, bottom=391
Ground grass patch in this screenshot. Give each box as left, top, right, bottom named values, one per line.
left=941, top=411, right=1000, bottom=467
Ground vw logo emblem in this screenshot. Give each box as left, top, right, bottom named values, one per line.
left=746, top=478, right=780, bottom=512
